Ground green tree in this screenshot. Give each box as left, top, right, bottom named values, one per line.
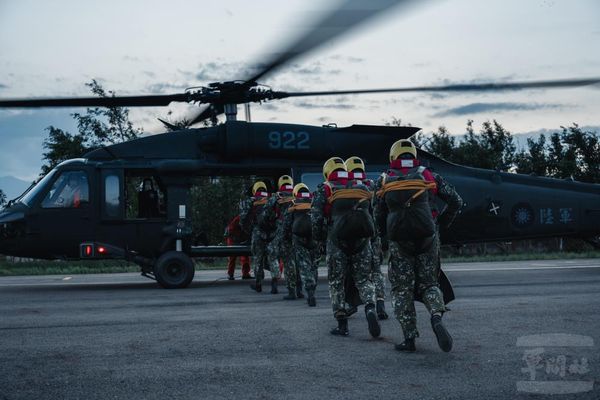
left=41, top=127, right=88, bottom=174
left=453, top=120, right=515, bottom=171
left=0, top=189, right=6, bottom=208
left=422, top=126, right=457, bottom=162
left=514, top=135, right=549, bottom=176
left=41, top=80, right=141, bottom=174
left=190, top=176, right=253, bottom=244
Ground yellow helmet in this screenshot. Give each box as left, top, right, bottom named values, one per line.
left=345, top=156, right=365, bottom=172
left=252, top=181, right=267, bottom=195
left=293, top=183, right=310, bottom=198
left=390, top=139, right=417, bottom=161
left=322, top=157, right=346, bottom=180
left=277, top=175, right=293, bottom=190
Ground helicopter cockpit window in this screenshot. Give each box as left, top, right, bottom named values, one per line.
left=20, top=170, right=56, bottom=207
left=41, top=171, right=89, bottom=209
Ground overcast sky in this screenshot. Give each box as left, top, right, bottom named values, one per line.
left=1, top=0, right=599, bottom=180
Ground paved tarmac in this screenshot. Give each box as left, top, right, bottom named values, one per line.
left=1, top=258, right=599, bottom=399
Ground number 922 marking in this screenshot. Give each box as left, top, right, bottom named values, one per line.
left=268, top=131, right=310, bottom=150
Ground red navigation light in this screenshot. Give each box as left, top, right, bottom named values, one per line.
left=97, top=246, right=106, bottom=254
left=85, top=245, right=92, bottom=256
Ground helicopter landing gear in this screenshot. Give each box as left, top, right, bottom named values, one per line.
left=153, top=251, right=195, bottom=289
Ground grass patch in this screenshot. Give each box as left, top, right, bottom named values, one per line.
left=0, top=259, right=229, bottom=276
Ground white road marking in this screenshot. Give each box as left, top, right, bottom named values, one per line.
left=0, top=263, right=598, bottom=287
left=445, top=265, right=600, bottom=272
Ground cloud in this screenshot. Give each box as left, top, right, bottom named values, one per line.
left=276, top=62, right=343, bottom=80
left=145, top=82, right=186, bottom=94
left=433, top=102, right=567, bottom=117
left=293, top=101, right=355, bottom=110
left=194, top=61, right=246, bottom=82
left=259, top=103, right=280, bottom=111
left=329, top=54, right=365, bottom=63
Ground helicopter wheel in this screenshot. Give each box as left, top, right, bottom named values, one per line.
left=154, top=251, right=195, bottom=289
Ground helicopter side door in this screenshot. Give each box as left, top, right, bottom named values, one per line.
left=94, top=169, right=168, bottom=257
left=33, top=168, right=96, bottom=258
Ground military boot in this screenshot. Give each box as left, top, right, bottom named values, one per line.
left=283, top=288, right=296, bottom=300
left=330, top=318, right=349, bottom=336
left=346, top=306, right=358, bottom=317
left=431, top=314, right=453, bottom=352
left=365, top=304, right=381, bottom=338
left=307, top=289, right=316, bottom=307
left=250, top=279, right=262, bottom=293
left=395, top=338, right=416, bottom=352
left=376, top=299, right=389, bottom=320
left=270, top=278, right=279, bottom=294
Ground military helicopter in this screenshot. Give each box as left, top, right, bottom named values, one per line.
left=0, top=0, right=599, bottom=288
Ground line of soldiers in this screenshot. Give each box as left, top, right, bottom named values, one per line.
left=239, top=139, right=463, bottom=352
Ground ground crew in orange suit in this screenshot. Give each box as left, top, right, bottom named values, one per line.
left=224, top=214, right=252, bottom=280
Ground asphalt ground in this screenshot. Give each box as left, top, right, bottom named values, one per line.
left=0, top=259, right=599, bottom=399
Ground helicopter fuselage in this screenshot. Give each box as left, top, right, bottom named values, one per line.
left=1, top=121, right=598, bottom=287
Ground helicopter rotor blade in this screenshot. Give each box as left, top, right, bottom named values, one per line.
left=0, top=94, right=191, bottom=108
left=244, top=0, right=411, bottom=83
left=276, top=77, right=600, bottom=99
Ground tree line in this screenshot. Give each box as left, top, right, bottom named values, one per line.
left=411, top=119, right=599, bottom=184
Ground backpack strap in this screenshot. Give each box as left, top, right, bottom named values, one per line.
left=375, top=179, right=437, bottom=207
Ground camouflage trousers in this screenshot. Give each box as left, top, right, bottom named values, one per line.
left=251, top=231, right=279, bottom=283
left=370, top=237, right=386, bottom=301
left=267, top=236, right=292, bottom=289
left=327, top=238, right=376, bottom=320
left=388, top=232, right=446, bottom=340
left=292, top=237, right=318, bottom=293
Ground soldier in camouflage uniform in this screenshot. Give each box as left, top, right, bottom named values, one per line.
left=261, top=175, right=299, bottom=299
left=239, top=180, right=279, bottom=294
left=312, top=157, right=380, bottom=338
left=374, top=139, right=463, bottom=352
left=345, top=156, right=388, bottom=320
left=282, top=183, right=318, bottom=306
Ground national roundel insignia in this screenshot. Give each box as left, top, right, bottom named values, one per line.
left=511, top=202, right=534, bottom=227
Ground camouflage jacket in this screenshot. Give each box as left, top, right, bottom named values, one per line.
left=260, top=192, right=294, bottom=243
left=239, top=195, right=269, bottom=236
left=310, top=183, right=328, bottom=242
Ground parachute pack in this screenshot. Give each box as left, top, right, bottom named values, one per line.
left=377, top=165, right=437, bottom=242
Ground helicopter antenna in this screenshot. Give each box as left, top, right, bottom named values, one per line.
left=244, top=103, right=252, bottom=122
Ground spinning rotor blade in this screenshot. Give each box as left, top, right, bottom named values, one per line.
left=0, top=94, right=190, bottom=108
left=278, top=77, right=600, bottom=98
left=244, top=0, right=410, bottom=83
